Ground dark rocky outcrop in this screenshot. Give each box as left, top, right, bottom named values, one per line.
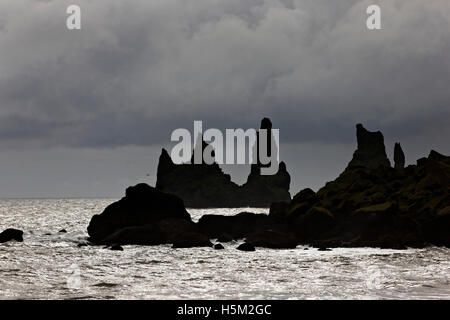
left=245, top=230, right=298, bottom=249
left=0, top=228, right=23, bottom=243
left=347, top=124, right=391, bottom=170
left=217, top=233, right=234, bottom=243
left=156, top=118, right=291, bottom=208
left=172, top=232, right=213, bottom=248
left=394, top=143, right=405, bottom=169
left=87, top=183, right=191, bottom=244
left=236, top=243, right=256, bottom=251
left=157, top=218, right=199, bottom=243
left=100, top=225, right=165, bottom=246
left=86, top=123, right=449, bottom=250
left=272, top=125, right=450, bottom=248
left=110, top=244, right=124, bottom=251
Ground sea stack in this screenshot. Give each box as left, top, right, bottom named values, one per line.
left=346, top=124, right=391, bottom=170
left=394, top=142, right=405, bottom=169
left=155, top=118, right=291, bottom=208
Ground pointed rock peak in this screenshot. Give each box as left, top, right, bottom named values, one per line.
left=356, top=123, right=365, bottom=132
left=156, top=148, right=175, bottom=184
left=347, top=123, right=391, bottom=170
left=428, top=150, right=447, bottom=161
left=260, top=118, right=272, bottom=130
left=160, top=148, right=171, bottom=160
left=394, top=142, right=405, bottom=169
left=159, top=148, right=174, bottom=165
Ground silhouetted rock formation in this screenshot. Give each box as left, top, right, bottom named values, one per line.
left=245, top=230, right=297, bottom=249
left=236, top=243, right=256, bottom=251
left=87, top=124, right=449, bottom=250
left=0, top=228, right=23, bottom=243
left=198, top=212, right=274, bottom=239
left=156, top=148, right=240, bottom=208
left=394, top=142, right=405, bottom=169
left=172, top=232, right=213, bottom=248
left=87, top=183, right=193, bottom=244
left=156, top=118, right=291, bottom=208
left=272, top=125, right=450, bottom=248
left=347, top=124, right=391, bottom=170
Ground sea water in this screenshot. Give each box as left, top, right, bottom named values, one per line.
left=0, top=199, right=449, bottom=300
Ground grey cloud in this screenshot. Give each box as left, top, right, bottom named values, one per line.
left=0, top=0, right=449, bottom=152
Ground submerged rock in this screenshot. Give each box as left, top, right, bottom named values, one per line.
left=236, top=243, right=256, bottom=252
left=110, top=244, right=124, bottom=251
left=0, top=228, right=23, bottom=243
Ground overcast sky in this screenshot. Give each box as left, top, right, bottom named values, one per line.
left=0, top=0, right=449, bottom=198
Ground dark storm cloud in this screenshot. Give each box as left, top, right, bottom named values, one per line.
left=0, top=0, right=449, bottom=149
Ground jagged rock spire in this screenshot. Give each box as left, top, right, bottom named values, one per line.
left=347, top=124, right=391, bottom=170
left=394, top=142, right=405, bottom=169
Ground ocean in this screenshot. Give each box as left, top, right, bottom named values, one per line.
left=0, top=199, right=449, bottom=300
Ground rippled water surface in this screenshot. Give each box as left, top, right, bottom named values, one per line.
left=0, top=199, right=449, bottom=299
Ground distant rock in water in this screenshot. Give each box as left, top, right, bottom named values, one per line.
left=346, top=124, right=391, bottom=170
left=110, top=244, right=123, bottom=251
left=236, top=243, right=256, bottom=252
left=87, top=183, right=192, bottom=244
left=0, top=228, right=23, bottom=243
left=394, top=143, right=405, bottom=169
left=156, top=118, right=291, bottom=208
